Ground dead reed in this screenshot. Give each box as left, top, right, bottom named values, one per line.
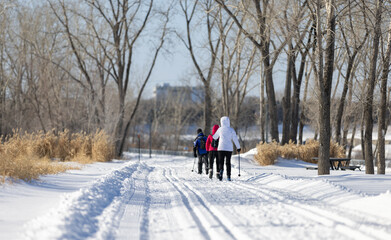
left=0, top=129, right=114, bottom=183
left=254, top=139, right=345, bottom=166
left=254, top=141, right=280, bottom=166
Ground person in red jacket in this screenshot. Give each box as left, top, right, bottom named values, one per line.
left=206, top=124, right=220, bottom=179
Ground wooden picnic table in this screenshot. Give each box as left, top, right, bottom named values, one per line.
left=309, top=157, right=361, bottom=171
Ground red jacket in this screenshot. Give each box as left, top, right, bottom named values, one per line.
left=206, top=124, right=219, bottom=151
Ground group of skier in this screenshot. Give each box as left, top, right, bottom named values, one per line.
left=193, top=116, right=241, bottom=181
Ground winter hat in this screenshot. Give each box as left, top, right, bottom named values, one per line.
left=197, top=128, right=203, bottom=134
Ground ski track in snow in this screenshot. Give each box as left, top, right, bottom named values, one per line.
left=22, top=154, right=391, bottom=240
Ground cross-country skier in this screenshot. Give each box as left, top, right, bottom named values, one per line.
left=193, top=128, right=209, bottom=175
left=206, top=124, right=220, bottom=179
left=213, top=116, right=241, bottom=181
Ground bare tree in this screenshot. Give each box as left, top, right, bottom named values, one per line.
left=364, top=0, right=383, bottom=174
left=167, top=91, right=198, bottom=150
left=377, top=19, right=391, bottom=175
left=14, top=4, right=63, bottom=132
left=0, top=1, right=12, bottom=135
left=216, top=0, right=292, bottom=142
left=298, top=61, right=313, bottom=144
left=334, top=1, right=368, bottom=145
left=49, top=0, right=171, bottom=157
left=48, top=1, right=104, bottom=131
left=178, top=0, right=219, bottom=136
left=117, top=2, right=171, bottom=157
left=290, top=21, right=314, bottom=144
left=259, top=65, right=266, bottom=142
left=214, top=4, right=257, bottom=131
left=312, top=0, right=336, bottom=175
left=277, top=0, right=311, bottom=144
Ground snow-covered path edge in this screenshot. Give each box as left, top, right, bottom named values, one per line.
left=17, top=153, right=391, bottom=240
left=23, top=161, right=146, bottom=240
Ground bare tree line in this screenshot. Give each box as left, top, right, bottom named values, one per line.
left=209, top=0, right=391, bottom=175
left=1, top=0, right=391, bottom=175
left=0, top=0, right=172, bottom=158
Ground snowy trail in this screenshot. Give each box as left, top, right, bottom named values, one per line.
left=22, top=154, right=391, bottom=240
left=163, top=167, right=248, bottom=240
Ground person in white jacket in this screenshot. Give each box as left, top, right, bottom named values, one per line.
left=213, top=116, right=241, bottom=181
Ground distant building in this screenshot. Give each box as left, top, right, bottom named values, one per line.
left=153, top=83, right=204, bottom=104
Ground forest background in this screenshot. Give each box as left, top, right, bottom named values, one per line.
left=1, top=0, right=391, bottom=175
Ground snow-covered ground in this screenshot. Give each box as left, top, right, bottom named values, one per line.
left=1, top=151, right=391, bottom=240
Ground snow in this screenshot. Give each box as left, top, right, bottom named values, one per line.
left=1, top=151, right=391, bottom=240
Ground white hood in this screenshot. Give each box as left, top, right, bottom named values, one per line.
left=213, top=116, right=240, bottom=152
left=221, top=116, right=230, bottom=128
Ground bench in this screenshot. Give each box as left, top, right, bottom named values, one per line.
left=329, top=158, right=351, bottom=170
left=340, top=165, right=361, bottom=171
left=305, top=167, right=318, bottom=170
left=310, top=157, right=360, bottom=170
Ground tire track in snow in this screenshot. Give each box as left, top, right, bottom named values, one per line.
left=233, top=180, right=391, bottom=240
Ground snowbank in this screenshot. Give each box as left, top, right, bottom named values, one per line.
left=1, top=152, right=390, bottom=239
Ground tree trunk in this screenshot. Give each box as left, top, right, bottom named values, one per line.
left=282, top=45, right=293, bottom=145
left=342, top=120, right=351, bottom=148
left=299, top=22, right=316, bottom=145
left=377, top=20, right=391, bottom=175
left=290, top=44, right=308, bottom=143
left=334, top=56, right=354, bottom=144
left=317, top=0, right=336, bottom=175
left=364, top=0, right=383, bottom=174
left=360, top=111, right=365, bottom=160
left=290, top=71, right=299, bottom=144
left=114, top=93, right=126, bottom=157
left=204, top=83, right=212, bottom=136
left=342, top=69, right=355, bottom=148
left=0, top=41, right=4, bottom=135
left=264, top=56, right=279, bottom=142
left=299, top=64, right=312, bottom=144
left=260, top=66, right=266, bottom=142
left=348, top=123, right=356, bottom=159
left=0, top=86, right=3, bottom=135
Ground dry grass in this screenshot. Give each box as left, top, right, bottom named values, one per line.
left=297, top=139, right=320, bottom=163
left=0, top=154, right=75, bottom=183
left=280, top=140, right=299, bottom=159
left=254, top=139, right=345, bottom=166
left=92, top=130, right=115, bottom=162
left=330, top=141, right=346, bottom=158
left=254, top=141, right=280, bottom=166
left=0, top=129, right=114, bottom=183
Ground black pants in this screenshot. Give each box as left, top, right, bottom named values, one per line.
left=198, top=153, right=208, bottom=174
left=208, top=151, right=219, bottom=174
left=218, top=151, right=232, bottom=177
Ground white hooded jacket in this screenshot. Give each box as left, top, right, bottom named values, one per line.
left=213, top=116, right=240, bottom=152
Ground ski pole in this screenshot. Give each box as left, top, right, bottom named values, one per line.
left=192, top=157, right=196, bottom=172
left=238, top=151, right=241, bottom=177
